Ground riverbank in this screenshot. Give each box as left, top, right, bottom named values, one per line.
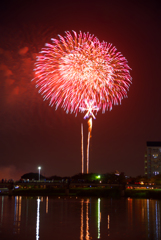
left=6, top=187, right=120, bottom=197
left=125, top=189, right=161, bottom=199
left=1, top=187, right=161, bottom=199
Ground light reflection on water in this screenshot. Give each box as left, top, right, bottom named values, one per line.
left=85, top=198, right=90, bottom=240
left=80, top=199, right=83, bottom=240
left=0, top=196, right=4, bottom=227
left=107, top=214, right=110, bottom=236
left=13, top=196, right=22, bottom=234
left=0, top=196, right=161, bottom=240
left=97, top=198, right=101, bottom=239
left=36, top=197, right=40, bottom=240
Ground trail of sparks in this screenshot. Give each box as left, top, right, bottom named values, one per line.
left=88, top=117, right=92, bottom=137
left=81, top=123, right=84, bottom=174
left=87, top=117, right=92, bottom=174
left=87, top=131, right=90, bottom=174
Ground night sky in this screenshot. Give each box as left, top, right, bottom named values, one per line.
left=0, top=0, right=161, bottom=180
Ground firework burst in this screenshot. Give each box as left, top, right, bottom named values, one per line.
left=34, top=30, right=132, bottom=118
left=34, top=30, right=132, bottom=174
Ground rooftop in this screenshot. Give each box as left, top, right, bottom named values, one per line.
left=147, top=142, right=161, bottom=147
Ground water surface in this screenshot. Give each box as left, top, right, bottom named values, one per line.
left=0, top=196, right=160, bottom=240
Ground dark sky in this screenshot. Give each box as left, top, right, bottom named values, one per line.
left=0, top=0, right=161, bottom=180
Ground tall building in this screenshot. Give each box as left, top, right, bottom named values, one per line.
left=145, top=142, right=161, bottom=178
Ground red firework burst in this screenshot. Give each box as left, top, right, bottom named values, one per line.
left=34, top=30, right=132, bottom=118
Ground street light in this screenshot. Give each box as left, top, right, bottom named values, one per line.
left=38, top=166, right=41, bottom=181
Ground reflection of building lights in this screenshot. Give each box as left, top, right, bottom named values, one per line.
left=46, top=197, right=48, bottom=214
left=147, top=199, right=150, bottom=234
left=98, top=198, right=101, bottom=239
left=0, top=196, right=4, bottom=225
left=155, top=201, right=160, bottom=239
left=18, top=197, right=22, bottom=233
left=36, top=197, right=40, bottom=240
left=142, top=206, right=144, bottom=219
left=128, top=198, right=133, bottom=226
left=107, top=214, right=110, bottom=236
left=107, top=215, right=110, bottom=229
left=14, top=196, right=22, bottom=234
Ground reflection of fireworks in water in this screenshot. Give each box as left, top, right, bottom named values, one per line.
left=33, top=30, right=132, bottom=173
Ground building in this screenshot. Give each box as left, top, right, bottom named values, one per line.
left=145, top=142, right=161, bottom=178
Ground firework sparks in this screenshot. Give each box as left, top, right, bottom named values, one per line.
left=88, top=117, right=92, bottom=138
left=81, top=123, right=84, bottom=174
left=33, top=30, right=132, bottom=174
left=79, top=100, right=99, bottom=119
left=87, top=131, right=90, bottom=174
left=34, top=30, right=132, bottom=118
left=87, top=117, right=93, bottom=173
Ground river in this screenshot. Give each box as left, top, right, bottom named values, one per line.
left=0, top=196, right=160, bottom=240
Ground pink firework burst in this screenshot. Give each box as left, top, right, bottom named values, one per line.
left=34, top=30, right=132, bottom=118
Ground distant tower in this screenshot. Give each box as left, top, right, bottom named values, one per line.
left=145, top=142, right=161, bottom=178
